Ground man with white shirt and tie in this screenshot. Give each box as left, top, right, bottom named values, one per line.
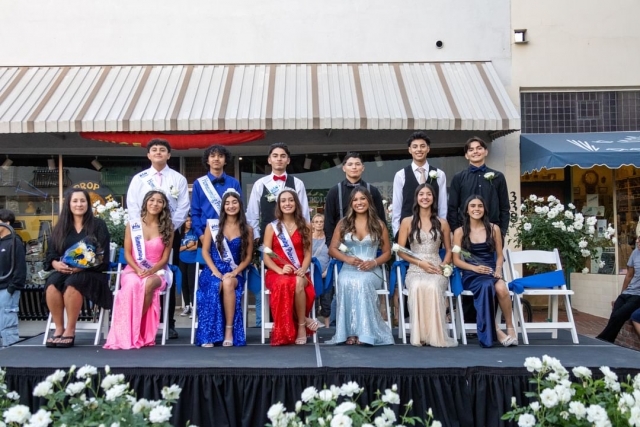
left=246, top=142, right=310, bottom=326
left=391, top=131, right=447, bottom=239
left=126, top=139, right=190, bottom=339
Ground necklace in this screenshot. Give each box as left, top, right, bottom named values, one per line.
left=284, top=222, right=296, bottom=233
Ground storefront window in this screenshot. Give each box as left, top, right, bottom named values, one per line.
left=615, top=166, right=640, bottom=271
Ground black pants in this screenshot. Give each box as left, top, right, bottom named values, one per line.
left=178, top=261, right=196, bottom=307
left=597, top=294, right=640, bottom=342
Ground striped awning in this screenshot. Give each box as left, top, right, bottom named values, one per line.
left=0, top=62, right=519, bottom=133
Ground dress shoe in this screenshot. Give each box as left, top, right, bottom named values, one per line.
left=168, top=328, right=179, bottom=339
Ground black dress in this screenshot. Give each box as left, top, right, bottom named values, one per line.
left=44, top=218, right=113, bottom=309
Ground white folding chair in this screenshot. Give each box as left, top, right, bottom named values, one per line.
left=109, top=248, right=172, bottom=345
left=190, top=248, right=248, bottom=344
left=396, top=257, right=458, bottom=344
left=505, top=248, right=579, bottom=344
left=43, top=267, right=115, bottom=346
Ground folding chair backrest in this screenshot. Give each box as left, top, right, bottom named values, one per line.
left=506, top=249, right=562, bottom=274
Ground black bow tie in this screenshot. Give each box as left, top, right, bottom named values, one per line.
left=469, top=165, right=487, bottom=173
left=211, top=176, right=225, bottom=185
left=345, top=181, right=360, bottom=188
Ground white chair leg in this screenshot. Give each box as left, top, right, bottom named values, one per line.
left=43, top=312, right=53, bottom=345
left=564, top=295, right=579, bottom=344
left=243, top=285, right=248, bottom=336
left=399, top=289, right=407, bottom=344
left=515, top=295, right=529, bottom=345
left=447, top=294, right=457, bottom=341
left=456, top=295, right=467, bottom=345
left=93, top=308, right=105, bottom=345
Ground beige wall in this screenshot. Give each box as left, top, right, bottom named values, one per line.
left=511, top=0, right=640, bottom=93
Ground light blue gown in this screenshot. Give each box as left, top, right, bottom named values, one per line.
left=327, top=233, right=394, bottom=346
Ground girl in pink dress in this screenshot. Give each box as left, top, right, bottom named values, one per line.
left=104, top=191, right=174, bottom=350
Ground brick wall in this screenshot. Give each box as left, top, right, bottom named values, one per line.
left=615, top=321, right=640, bottom=351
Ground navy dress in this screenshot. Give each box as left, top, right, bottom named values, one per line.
left=195, top=237, right=246, bottom=346
left=460, top=242, right=498, bottom=348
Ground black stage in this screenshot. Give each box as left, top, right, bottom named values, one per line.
left=2, top=328, right=639, bottom=427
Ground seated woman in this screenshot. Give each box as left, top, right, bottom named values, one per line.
left=263, top=189, right=318, bottom=346
left=311, top=214, right=330, bottom=327
left=397, top=184, right=457, bottom=348
left=44, top=189, right=111, bottom=348
left=452, top=195, right=517, bottom=348
left=104, top=190, right=173, bottom=350
left=328, top=186, right=394, bottom=346
left=195, top=190, right=253, bottom=347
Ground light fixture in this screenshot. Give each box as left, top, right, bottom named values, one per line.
left=91, top=156, right=103, bottom=171
left=303, top=156, right=312, bottom=170
left=238, top=157, right=243, bottom=161
left=1, top=156, right=12, bottom=170
left=514, top=29, right=527, bottom=44
left=333, top=154, right=341, bottom=167
left=47, top=157, right=56, bottom=170
left=375, top=152, right=384, bottom=167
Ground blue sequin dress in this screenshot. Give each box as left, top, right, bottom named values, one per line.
left=327, top=233, right=394, bottom=346
left=195, top=237, right=246, bottom=346
left=460, top=241, right=498, bottom=348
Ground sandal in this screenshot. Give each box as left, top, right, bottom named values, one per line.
left=507, top=328, right=519, bottom=346
left=305, top=318, right=323, bottom=332
left=202, top=343, right=214, bottom=348
left=46, top=335, right=62, bottom=348
left=345, top=337, right=356, bottom=345
left=223, top=326, right=233, bottom=347
left=56, top=336, right=75, bottom=348
left=295, top=337, right=307, bottom=345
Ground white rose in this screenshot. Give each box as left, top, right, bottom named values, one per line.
left=301, top=386, right=318, bottom=402
left=568, top=203, right=575, bottom=209
left=581, top=249, right=591, bottom=257
left=331, top=413, right=353, bottom=427
left=524, top=357, right=543, bottom=372
left=382, top=407, right=396, bottom=423
left=540, top=388, right=558, bottom=408
left=612, top=237, right=618, bottom=244
left=101, top=374, right=125, bottom=390
left=267, top=403, right=285, bottom=422
left=564, top=211, right=574, bottom=219
left=148, top=405, right=172, bottom=424
left=537, top=197, right=545, bottom=202
left=3, top=405, right=31, bottom=424
left=33, top=381, right=54, bottom=397
left=381, top=389, right=400, bottom=405
left=567, top=226, right=574, bottom=232
left=547, top=195, right=557, bottom=202
left=529, top=401, right=540, bottom=412
left=105, top=384, right=128, bottom=401
left=161, top=384, right=182, bottom=400
left=572, top=366, right=592, bottom=379
left=534, top=206, right=542, bottom=214
left=27, top=409, right=52, bottom=427
left=6, top=392, right=19, bottom=401
left=65, top=381, right=86, bottom=396
left=338, top=244, right=349, bottom=253
left=582, top=268, right=589, bottom=274
left=451, top=245, right=462, bottom=254
left=429, top=170, right=438, bottom=179
left=46, top=369, right=66, bottom=384
left=517, top=413, right=536, bottom=427
left=587, top=226, right=595, bottom=234
left=586, top=404, right=609, bottom=423
left=523, top=223, right=532, bottom=231
left=569, top=401, right=586, bottom=419
left=334, top=401, right=357, bottom=415
left=132, top=399, right=151, bottom=414
left=529, top=194, right=537, bottom=201
left=391, top=243, right=401, bottom=253
left=318, top=390, right=334, bottom=401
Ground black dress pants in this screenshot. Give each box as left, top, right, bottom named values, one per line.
left=597, top=294, right=640, bottom=343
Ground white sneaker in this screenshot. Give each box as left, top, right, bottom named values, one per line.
left=180, top=306, right=191, bottom=316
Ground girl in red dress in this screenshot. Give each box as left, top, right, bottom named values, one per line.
left=263, top=189, right=319, bottom=345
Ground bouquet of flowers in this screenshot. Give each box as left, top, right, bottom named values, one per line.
left=391, top=243, right=453, bottom=277
left=93, top=199, right=128, bottom=247
left=267, top=382, right=441, bottom=427
left=61, top=237, right=104, bottom=269
left=503, top=355, right=640, bottom=427
left=510, top=195, right=616, bottom=273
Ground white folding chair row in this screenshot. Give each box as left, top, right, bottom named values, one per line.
left=331, top=260, right=392, bottom=331
left=261, top=259, right=317, bottom=344
left=505, top=248, right=579, bottom=344
left=395, top=257, right=457, bottom=344
left=190, top=248, right=248, bottom=344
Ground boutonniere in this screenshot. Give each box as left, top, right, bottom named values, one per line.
left=484, top=172, right=496, bottom=184
left=428, top=170, right=438, bottom=184
left=266, top=193, right=276, bottom=203
left=169, top=185, right=179, bottom=200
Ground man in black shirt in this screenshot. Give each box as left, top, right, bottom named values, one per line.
left=447, top=137, right=510, bottom=324
left=322, top=152, right=387, bottom=326
left=0, top=209, right=26, bottom=347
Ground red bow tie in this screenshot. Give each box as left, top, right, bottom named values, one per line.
left=273, top=175, right=286, bottom=182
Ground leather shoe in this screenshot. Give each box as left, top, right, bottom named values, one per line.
left=168, top=328, right=179, bottom=339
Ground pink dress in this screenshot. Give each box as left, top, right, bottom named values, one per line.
left=104, top=237, right=168, bottom=350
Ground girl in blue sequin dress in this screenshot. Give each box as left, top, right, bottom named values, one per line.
left=328, top=186, right=394, bottom=346
left=452, top=195, right=517, bottom=348
left=195, top=191, right=253, bottom=347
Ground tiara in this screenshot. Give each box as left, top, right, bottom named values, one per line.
left=223, top=188, right=240, bottom=197
left=280, top=186, right=296, bottom=193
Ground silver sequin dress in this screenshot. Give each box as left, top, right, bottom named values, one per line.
left=327, top=233, right=394, bottom=346
left=405, top=230, right=458, bottom=347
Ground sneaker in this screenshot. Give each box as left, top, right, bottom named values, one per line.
left=180, top=306, right=191, bottom=317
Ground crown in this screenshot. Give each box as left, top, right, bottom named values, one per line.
left=222, top=188, right=240, bottom=197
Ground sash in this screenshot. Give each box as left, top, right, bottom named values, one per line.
left=129, top=220, right=154, bottom=270
left=207, top=219, right=238, bottom=270
left=271, top=220, right=301, bottom=269
left=263, top=176, right=283, bottom=198
left=197, top=176, right=222, bottom=217
left=138, top=169, right=175, bottom=215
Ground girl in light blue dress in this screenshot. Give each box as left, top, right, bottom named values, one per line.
left=327, top=186, right=394, bottom=346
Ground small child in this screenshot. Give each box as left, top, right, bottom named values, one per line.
left=0, top=209, right=26, bottom=347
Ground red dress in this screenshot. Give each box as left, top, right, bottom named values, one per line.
left=265, top=229, right=315, bottom=346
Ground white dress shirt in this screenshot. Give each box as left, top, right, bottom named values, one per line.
left=246, top=173, right=310, bottom=239
left=391, top=161, right=447, bottom=235
left=126, top=165, right=190, bottom=231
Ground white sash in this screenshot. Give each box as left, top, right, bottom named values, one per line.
left=129, top=220, right=171, bottom=283
left=207, top=219, right=238, bottom=270
left=129, top=220, right=154, bottom=270
left=198, top=176, right=222, bottom=217
left=137, top=169, right=175, bottom=215
left=271, top=220, right=301, bottom=270
left=263, top=175, right=283, bottom=198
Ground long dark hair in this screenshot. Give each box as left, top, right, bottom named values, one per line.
left=461, top=194, right=495, bottom=252
left=274, top=189, right=310, bottom=250
left=141, top=191, right=173, bottom=246
left=339, top=186, right=384, bottom=243
left=409, top=183, right=442, bottom=244
left=216, top=192, right=250, bottom=261
left=51, top=189, right=97, bottom=253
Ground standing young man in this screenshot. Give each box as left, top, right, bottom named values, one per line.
left=127, top=139, right=190, bottom=339
left=391, top=131, right=447, bottom=238
left=191, top=145, right=242, bottom=240
left=0, top=209, right=26, bottom=347
left=447, top=136, right=510, bottom=325
left=246, top=142, right=310, bottom=326
left=322, top=152, right=387, bottom=326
